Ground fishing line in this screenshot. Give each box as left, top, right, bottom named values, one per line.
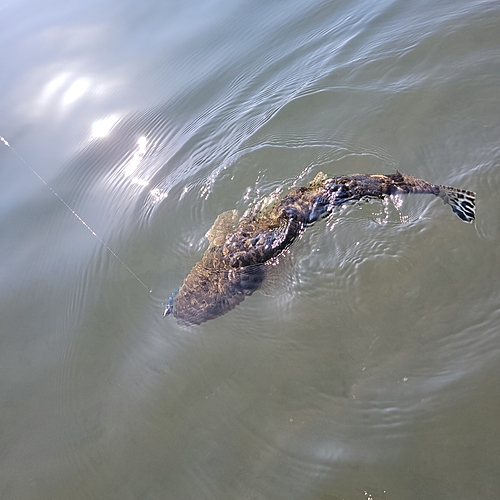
left=1, top=136, right=152, bottom=292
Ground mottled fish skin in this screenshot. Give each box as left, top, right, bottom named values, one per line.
left=169, top=171, right=475, bottom=325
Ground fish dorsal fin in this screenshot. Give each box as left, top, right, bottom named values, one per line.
left=206, top=209, right=239, bottom=245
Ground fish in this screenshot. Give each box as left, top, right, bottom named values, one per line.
left=165, top=171, right=475, bottom=325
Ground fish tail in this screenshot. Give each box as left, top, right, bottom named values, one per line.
left=437, top=185, right=476, bottom=223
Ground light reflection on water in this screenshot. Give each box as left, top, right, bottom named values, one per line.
left=1, top=0, right=500, bottom=498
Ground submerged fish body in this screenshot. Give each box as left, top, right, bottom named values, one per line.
left=167, top=171, right=475, bottom=325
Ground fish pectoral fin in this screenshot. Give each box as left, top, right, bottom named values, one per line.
left=206, top=209, right=239, bottom=245
left=310, top=171, right=328, bottom=187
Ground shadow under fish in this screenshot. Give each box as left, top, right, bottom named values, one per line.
left=165, top=171, right=475, bottom=325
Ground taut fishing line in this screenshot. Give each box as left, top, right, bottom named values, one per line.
left=1, top=136, right=152, bottom=292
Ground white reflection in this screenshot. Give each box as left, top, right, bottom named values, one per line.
left=124, top=136, right=149, bottom=186
left=62, top=77, right=91, bottom=105
left=391, top=193, right=404, bottom=210
left=39, top=72, right=71, bottom=105
left=91, top=115, right=120, bottom=139
left=149, top=187, right=168, bottom=203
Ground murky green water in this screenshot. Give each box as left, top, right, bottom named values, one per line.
left=1, top=0, right=500, bottom=498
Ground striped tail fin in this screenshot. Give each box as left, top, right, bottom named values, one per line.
left=438, top=185, right=476, bottom=223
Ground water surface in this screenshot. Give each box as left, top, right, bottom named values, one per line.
left=1, top=0, right=500, bottom=499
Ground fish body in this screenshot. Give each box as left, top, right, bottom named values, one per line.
left=167, top=172, right=475, bottom=325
